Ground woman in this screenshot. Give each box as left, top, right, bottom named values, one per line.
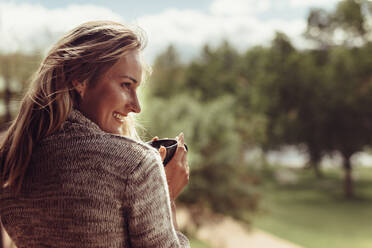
left=0, top=21, right=190, bottom=247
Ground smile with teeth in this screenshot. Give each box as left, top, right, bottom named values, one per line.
left=113, top=112, right=126, bottom=122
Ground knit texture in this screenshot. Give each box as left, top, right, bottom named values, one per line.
left=0, top=109, right=190, bottom=248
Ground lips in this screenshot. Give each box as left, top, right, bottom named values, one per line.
left=113, top=112, right=126, bottom=123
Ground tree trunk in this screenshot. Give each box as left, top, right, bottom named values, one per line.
left=308, top=150, right=322, bottom=178
left=343, top=155, right=353, bottom=198
left=304, top=158, right=322, bottom=178
left=313, top=162, right=323, bottom=178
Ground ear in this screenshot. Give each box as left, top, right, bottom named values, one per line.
left=72, top=80, right=87, bottom=98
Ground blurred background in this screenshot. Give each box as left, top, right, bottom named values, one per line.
left=1, top=0, right=372, bottom=247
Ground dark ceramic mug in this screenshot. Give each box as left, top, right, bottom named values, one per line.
left=147, top=139, right=188, bottom=166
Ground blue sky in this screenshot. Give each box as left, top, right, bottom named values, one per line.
left=9, top=0, right=213, bottom=20
left=7, top=0, right=312, bottom=20
left=0, top=0, right=340, bottom=62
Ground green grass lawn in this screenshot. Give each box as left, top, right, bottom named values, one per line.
left=251, top=166, right=372, bottom=248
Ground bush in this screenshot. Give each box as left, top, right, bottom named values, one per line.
left=140, top=93, right=259, bottom=219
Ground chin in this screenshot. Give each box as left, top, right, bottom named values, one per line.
left=104, top=119, right=125, bottom=135
left=113, top=126, right=125, bottom=135
left=100, top=125, right=121, bottom=135
left=111, top=128, right=123, bottom=135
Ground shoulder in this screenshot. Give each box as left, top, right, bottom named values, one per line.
left=103, top=133, right=161, bottom=165
left=38, top=120, right=161, bottom=174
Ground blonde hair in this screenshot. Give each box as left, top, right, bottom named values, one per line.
left=0, top=21, right=146, bottom=191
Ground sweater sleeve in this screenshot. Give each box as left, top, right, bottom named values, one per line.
left=125, top=149, right=190, bottom=248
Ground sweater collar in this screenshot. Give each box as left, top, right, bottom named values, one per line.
left=67, top=109, right=104, bottom=133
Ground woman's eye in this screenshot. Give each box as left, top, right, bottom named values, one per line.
left=121, top=82, right=131, bottom=88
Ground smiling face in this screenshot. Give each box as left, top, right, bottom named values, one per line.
left=75, top=50, right=142, bottom=135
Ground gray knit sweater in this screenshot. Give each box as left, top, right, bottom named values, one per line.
left=0, top=109, right=190, bottom=248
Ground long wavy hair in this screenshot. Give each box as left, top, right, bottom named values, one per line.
left=0, top=21, right=146, bottom=191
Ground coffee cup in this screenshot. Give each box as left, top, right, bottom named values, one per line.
left=147, top=139, right=188, bottom=166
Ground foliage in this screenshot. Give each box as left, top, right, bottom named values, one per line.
left=305, top=0, right=372, bottom=47
left=0, top=52, right=41, bottom=127
left=142, top=2, right=372, bottom=210
left=248, top=1, right=372, bottom=197
left=141, top=44, right=259, bottom=218
left=147, top=45, right=186, bottom=98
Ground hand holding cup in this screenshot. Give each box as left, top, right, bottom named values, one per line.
left=148, top=133, right=189, bottom=200
left=147, top=137, right=188, bottom=166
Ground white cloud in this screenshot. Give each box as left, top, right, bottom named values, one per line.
left=0, top=0, right=313, bottom=63
left=289, top=0, right=340, bottom=8
left=210, top=0, right=271, bottom=16
left=136, top=7, right=307, bottom=62
left=0, top=2, right=123, bottom=53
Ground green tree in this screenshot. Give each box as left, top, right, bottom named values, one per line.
left=305, top=0, right=372, bottom=48
left=245, top=33, right=330, bottom=177
left=244, top=27, right=372, bottom=199
left=322, top=45, right=372, bottom=197
left=303, top=0, right=372, bottom=197
left=142, top=43, right=259, bottom=218
left=147, top=45, right=185, bottom=98
left=184, top=41, right=241, bottom=102
left=0, top=52, right=41, bottom=128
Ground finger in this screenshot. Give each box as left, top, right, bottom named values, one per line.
left=182, top=153, right=187, bottom=165
left=169, top=133, right=186, bottom=163
left=152, top=136, right=159, bottom=141
left=180, top=154, right=188, bottom=170
left=159, top=146, right=166, bottom=161
left=170, top=148, right=183, bottom=166
left=177, top=132, right=185, bottom=147
left=172, top=147, right=187, bottom=167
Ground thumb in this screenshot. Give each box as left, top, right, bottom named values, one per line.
left=159, top=146, right=166, bottom=162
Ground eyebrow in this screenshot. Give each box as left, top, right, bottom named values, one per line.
left=120, top=75, right=138, bottom=84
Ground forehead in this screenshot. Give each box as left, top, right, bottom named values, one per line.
left=107, top=50, right=142, bottom=81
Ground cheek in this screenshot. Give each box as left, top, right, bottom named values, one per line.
left=101, top=91, right=131, bottom=111
left=89, top=91, right=118, bottom=118
left=118, top=91, right=131, bottom=105
left=100, top=87, right=127, bottom=106
left=92, top=86, right=132, bottom=114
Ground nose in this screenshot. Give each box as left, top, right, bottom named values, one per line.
left=129, top=93, right=141, bottom=113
